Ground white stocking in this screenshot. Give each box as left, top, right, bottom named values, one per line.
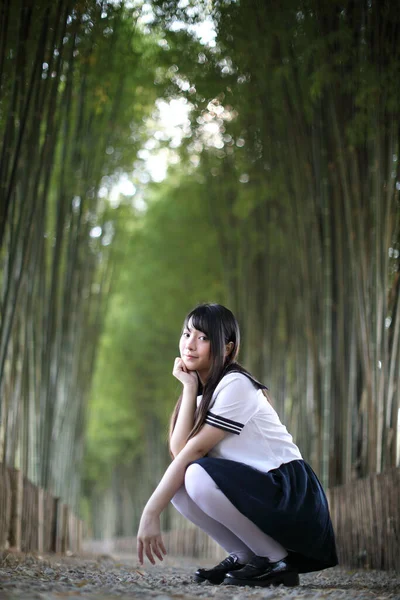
left=183, top=463, right=288, bottom=562
left=171, top=485, right=254, bottom=563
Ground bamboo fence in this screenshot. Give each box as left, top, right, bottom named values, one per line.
left=327, top=465, right=400, bottom=570
left=0, top=464, right=83, bottom=553
left=84, top=467, right=400, bottom=571
left=2, top=461, right=398, bottom=568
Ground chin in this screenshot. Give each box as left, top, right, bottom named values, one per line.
left=182, top=359, right=197, bottom=371
left=185, top=363, right=198, bottom=371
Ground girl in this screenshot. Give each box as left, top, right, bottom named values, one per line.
left=137, top=303, right=338, bottom=587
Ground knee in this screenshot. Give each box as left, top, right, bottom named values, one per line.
left=171, top=486, right=191, bottom=516
left=184, top=463, right=212, bottom=506
left=171, top=486, right=186, bottom=509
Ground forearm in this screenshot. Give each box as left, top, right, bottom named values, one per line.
left=137, top=424, right=227, bottom=564
left=169, top=385, right=197, bottom=456
left=144, top=443, right=203, bottom=517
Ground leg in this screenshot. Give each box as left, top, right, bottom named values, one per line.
left=184, top=463, right=288, bottom=562
left=172, top=485, right=254, bottom=563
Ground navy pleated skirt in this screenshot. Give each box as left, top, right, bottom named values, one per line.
left=193, top=457, right=338, bottom=574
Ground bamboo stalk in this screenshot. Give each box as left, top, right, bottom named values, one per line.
left=9, top=467, right=23, bottom=550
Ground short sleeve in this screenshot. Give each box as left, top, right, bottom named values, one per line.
left=205, top=374, right=259, bottom=435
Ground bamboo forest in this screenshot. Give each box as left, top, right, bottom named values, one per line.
left=0, top=0, right=399, bottom=571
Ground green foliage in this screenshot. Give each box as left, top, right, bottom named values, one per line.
left=83, top=0, right=400, bottom=511
left=84, top=174, right=226, bottom=490
left=0, top=0, right=177, bottom=509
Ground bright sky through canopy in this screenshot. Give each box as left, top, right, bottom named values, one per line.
left=109, top=0, right=216, bottom=204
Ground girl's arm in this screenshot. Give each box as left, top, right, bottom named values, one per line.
left=169, top=383, right=197, bottom=457
left=137, top=424, right=227, bottom=565
left=169, top=358, right=198, bottom=457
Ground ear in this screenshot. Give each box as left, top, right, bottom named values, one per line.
left=225, top=341, right=234, bottom=357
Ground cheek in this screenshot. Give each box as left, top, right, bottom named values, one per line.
left=202, top=345, right=211, bottom=361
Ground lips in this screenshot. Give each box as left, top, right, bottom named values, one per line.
left=184, top=355, right=198, bottom=359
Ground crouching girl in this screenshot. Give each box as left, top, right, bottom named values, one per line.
left=137, top=303, right=338, bottom=587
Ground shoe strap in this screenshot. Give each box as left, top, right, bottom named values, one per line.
left=220, top=554, right=238, bottom=567
left=247, top=556, right=271, bottom=569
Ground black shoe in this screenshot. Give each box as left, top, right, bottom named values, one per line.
left=195, top=555, right=246, bottom=584
left=224, top=555, right=299, bottom=587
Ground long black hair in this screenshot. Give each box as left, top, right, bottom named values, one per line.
left=169, top=303, right=268, bottom=445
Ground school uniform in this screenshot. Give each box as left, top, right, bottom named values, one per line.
left=192, top=372, right=338, bottom=574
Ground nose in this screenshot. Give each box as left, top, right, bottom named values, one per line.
left=186, top=335, right=196, bottom=350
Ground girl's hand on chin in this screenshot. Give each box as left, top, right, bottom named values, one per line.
left=137, top=512, right=167, bottom=565
left=173, top=357, right=198, bottom=387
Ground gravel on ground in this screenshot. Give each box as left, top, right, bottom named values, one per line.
left=0, top=551, right=399, bottom=600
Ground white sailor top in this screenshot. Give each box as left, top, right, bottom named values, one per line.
left=197, top=372, right=302, bottom=473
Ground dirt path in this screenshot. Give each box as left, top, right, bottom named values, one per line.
left=0, top=552, right=399, bottom=599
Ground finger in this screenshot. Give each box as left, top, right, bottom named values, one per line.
left=137, top=539, right=143, bottom=565
left=173, top=359, right=183, bottom=373
left=158, top=536, right=167, bottom=556
left=152, top=540, right=163, bottom=562
left=144, top=541, right=155, bottom=565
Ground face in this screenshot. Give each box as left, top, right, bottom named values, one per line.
left=179, top=319, right=212, bottom=380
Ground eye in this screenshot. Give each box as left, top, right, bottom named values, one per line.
left=199, top=335, right=209, bottom=341
left=182, top=332, right=190, bottom=338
